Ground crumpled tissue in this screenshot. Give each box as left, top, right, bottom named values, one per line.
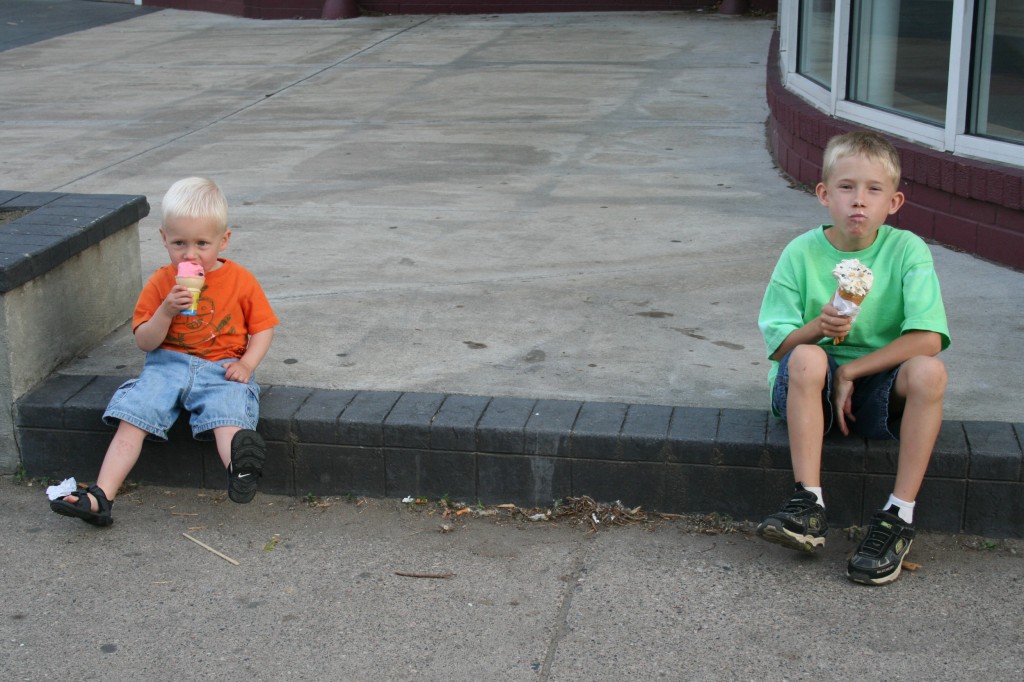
left=46, top=477, right=78, bottom=501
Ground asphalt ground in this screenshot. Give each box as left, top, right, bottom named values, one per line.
left=0, top=3, right=1021, bottom=424
left=1, top=4, right=1024, bottom=679
left=0, top=0, right=158, bottom=51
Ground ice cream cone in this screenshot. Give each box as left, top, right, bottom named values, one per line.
left=176, top=262, right=205, bottom=316
left=836, top=288, right=866, bottom=306
left=833, top=288, right=866, bottom=344
left=831, top=258, right=873, bottom=345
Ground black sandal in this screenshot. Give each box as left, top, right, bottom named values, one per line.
left=227, top=429, right=266, bottom=504
left=49, top=484, right=114, bottom=527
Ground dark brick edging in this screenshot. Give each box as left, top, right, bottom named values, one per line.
left=16, top=374, right=1024, bottom=538
left=0, top=191, right=150, bottom=292
left=765, top=31, right=1024, bottom=271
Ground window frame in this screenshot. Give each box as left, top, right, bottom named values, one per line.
left=778, top=0, right=1023, bottom=169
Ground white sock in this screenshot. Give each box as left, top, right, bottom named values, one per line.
left=886, top=494, right=915, bottom=523
left=806, top=486, right=824, bottom=508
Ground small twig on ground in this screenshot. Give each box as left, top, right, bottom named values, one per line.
left=182, top=532, right=239, bottom=566
left=395, top=571, right=454, bottom=579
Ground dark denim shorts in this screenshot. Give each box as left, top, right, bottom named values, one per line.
left=771, top=348, right=900, bottom=441
left=103, top=349, right=260, bottom=441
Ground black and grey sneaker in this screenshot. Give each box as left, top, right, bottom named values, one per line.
left=756, top=483, right=829, bottom=552
left=227, top=429, right=266, bottom=504
left=847, top=508, right=915, bottom=585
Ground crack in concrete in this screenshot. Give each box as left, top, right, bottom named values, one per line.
left=538, top=553, right=585, bottom=680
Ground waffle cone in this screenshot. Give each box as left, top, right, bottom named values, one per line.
left=836, top=288, right=866, bottom=306
left=833, top=288, right=867, bottom=344
left=176, top=276, right=204, bottom=315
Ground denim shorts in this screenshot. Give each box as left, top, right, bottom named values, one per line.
left=771, top=348, right=900, bottom=441
left=103, top=349, right=260, bottom=441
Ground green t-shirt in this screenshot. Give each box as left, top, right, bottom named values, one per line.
left=758, top=225, right=950, bottom=404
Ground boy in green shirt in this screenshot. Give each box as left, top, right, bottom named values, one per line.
left=757, top=131, right=950, bottom=585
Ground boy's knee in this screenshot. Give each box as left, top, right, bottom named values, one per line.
left=902, top=356, right=947, bottom=398
left=789, top=344, right=828, bottom=373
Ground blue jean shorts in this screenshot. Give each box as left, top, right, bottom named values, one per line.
left=771, top=348, right=900, bottom=441
left=103, top=349, right=260, bottom=441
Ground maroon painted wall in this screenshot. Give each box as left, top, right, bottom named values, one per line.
left=766, top=32, right=1024, bottom=270
left=142, top=1, right=778, bottom=20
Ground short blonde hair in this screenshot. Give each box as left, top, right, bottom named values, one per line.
left=822, top=131, right=901, bottom=190
left=161, top=177, right=228, bottom=231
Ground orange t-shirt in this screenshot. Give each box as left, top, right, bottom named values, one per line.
left=133, top=259, right=279, bottom=362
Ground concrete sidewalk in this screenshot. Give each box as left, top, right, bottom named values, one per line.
left=3, top=477, right=1023, bottom=680
left=0, top=6, right=1020, bottom=424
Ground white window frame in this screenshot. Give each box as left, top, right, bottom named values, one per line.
left=777, top=0, right=1024, bottom=169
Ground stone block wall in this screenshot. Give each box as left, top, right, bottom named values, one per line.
left=0, top=192, right=149, bottom=471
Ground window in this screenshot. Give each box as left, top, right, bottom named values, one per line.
left=847, top=0, right=954, bottom=126
left=779, top=0, right=1023, bottom=166
left=969, top=0, right=1024, bottom=143
left=797, top=0, right=836, bottom=88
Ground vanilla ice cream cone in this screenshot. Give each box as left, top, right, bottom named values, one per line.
left=831, top=259, right=873, bottom=345
left=832, top=289, right=865, bottom=344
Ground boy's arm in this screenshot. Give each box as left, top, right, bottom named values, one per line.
left=135, top=285, right=195, bottom=351
left=223, top=328, right=275, bottom=384
left=769, top=301, right=853, bottom=361
left=834, top=329, right=943, bottom=382
left=831, top=329, right=943, bottom=435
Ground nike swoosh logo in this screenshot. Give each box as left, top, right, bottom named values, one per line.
left=237, top=473, right=251, bottom=479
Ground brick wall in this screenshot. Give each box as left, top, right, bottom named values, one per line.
left=17, top=376, right=1024, bottom=536
left=142, top=1, right=779, bottom=19
left=766, top=32, right=1024, bottom=271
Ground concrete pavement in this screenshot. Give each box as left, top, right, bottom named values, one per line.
left=3, top=477, right=1023, bottom=680
left=0, top=4, right=1020, bottom=424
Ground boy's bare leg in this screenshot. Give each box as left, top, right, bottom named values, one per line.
left=785, top=344, right=829, bottom=486
left=891, top=356, right=947, bottom=502
left=213, top=425, right=242, bottom=470
left=216, top=425, right=265, bottom=504
left=62, top=421, right=148, bottom=511
left=847, top=355, right=945, bottom=585
left=757, top=344, right=830, bottom=552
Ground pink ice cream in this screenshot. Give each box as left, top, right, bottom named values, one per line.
left=176, top=262, right=205, bottom=315
left=177, top=262, right=205, bottom=279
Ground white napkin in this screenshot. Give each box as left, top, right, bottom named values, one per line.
left=45, top=477, right=78, bottom=501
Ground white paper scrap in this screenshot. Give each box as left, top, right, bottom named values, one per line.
left=46, top=477, right=78, bottom=501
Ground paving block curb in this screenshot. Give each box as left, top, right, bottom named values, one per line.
left=15, top=374, right=1024, bottom=537
left=0, top=191, right=149, bottom=292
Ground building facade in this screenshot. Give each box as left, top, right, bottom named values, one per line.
left=769, top=0, right=1023, bottom=269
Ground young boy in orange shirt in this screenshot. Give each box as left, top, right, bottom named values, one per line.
left=50, top=177, right=278, bottom=526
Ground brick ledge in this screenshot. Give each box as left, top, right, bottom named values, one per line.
left=16, top=374, right=1024, bottom=538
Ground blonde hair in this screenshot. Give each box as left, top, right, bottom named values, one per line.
left=822, top=131, right=901, bottom=190
left=161, top=177, right=228, bottom=231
